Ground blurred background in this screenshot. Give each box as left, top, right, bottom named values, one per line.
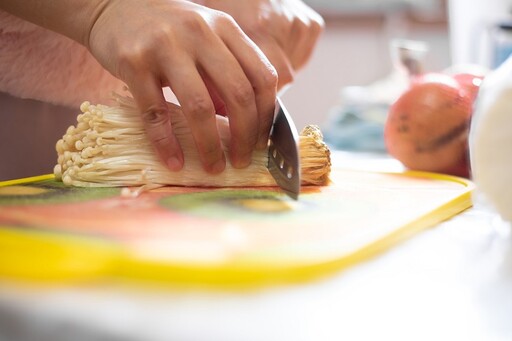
left=284, top=0, right=450, bottom=130
left=283, top=0, right=512, bottom=128
left=2, top=0, right=512, bottom=180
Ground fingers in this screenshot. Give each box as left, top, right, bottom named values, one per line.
left=128, top=75, right=184, bottom=172
left=164, top=56, right=226, bottom=173
left=216, top=23, right=278, bottom=151
left=88, top=0, right=290, bottom=174
left=285, top=4, right=324, bottom=70
left=252, top=36, right=295, bottom=92
left=204, top=63, right=257, bottom=167
left=202, top=75, right=228, bottom=117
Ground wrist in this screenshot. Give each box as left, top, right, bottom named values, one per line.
left=0, top=0, right=110, bottom=49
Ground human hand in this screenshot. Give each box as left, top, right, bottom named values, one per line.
left=87, top=0, right=278, bottom=173
left=197, top=0, right=324, bottom=90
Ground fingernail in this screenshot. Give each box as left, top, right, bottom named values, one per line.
left=210, top=158, right=226, bottom=174
left=167, top=156, right=183, bottom=172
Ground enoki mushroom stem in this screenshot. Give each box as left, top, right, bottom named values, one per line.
left=54, top=95, right=331, bottom=188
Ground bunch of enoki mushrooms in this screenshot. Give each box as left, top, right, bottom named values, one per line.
left=54, top=94, right=331, bottom=196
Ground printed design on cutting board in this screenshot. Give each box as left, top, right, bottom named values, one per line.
left=158, top=188, right=375, bottom=224
left=0, top=179, right=120, bottom=206
left=0, top=180, right=379, bottom=250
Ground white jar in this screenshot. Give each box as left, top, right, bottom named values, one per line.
left=470, top=55, right=512, bottom=221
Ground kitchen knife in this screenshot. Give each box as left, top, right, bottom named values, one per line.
left=267, top=97, right=301, bottom=200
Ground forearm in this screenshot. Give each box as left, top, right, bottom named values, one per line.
left=0, top=0, right=109, bottom=46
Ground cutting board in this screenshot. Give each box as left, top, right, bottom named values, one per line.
left=0, top=168, right=474, bottom=287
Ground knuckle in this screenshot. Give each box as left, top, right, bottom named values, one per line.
left=182, top=12, right=205, bottom=31
left=231, top=83, right=255, bottom=107
left=291, top=16, right=306, bottom=30
left=182, top=10, right=226, bottom=35
left=310, top=18, right=325, bottom=36
left=292, top=18, right=313, bottom=39
left=244, top=18, right=269, bottom=37
left=215, top=11, right=237, bottom=28
left=116, top=41, right=158, bottom=77
left=116, top=47, right=142, bottom=76
left=185, top=97, right=214, bottom=123
left=313, top=13, right=326, bottom=30
left=278, top=68, right=294, bottom=86
left=150, top=128, right=172, bottom=144
left=260, top=67, right=278, bottom=89
left=141, top=105, right=170, bottom=126
left=117, top=28, right=176, bottom=76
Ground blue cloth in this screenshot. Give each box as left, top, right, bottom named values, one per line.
left=323, top=102, right=388, bottom=153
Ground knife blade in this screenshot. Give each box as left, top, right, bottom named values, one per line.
left=267, top=97, right=301, bottom=200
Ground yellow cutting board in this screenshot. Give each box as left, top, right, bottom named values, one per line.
left=0, top=168, right=474, bottom=287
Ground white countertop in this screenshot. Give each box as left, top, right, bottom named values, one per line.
left=1, top=152, right=511, bottom=341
